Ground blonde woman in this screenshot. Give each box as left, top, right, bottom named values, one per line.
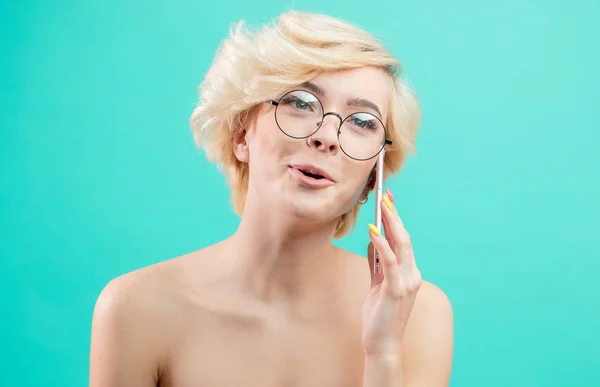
left=90, top=11, right=454, bottom=387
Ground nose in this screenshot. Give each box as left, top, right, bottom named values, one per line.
left=307, top=112, right=341, bottom=155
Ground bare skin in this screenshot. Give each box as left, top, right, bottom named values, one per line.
left=89, top=67, right=454, bottom=386
left=90, top=241, right=452, bottom=387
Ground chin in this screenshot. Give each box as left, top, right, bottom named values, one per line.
left=255, top=173, right=350, bottom=223
left=284, top=195, right=342, bottom=223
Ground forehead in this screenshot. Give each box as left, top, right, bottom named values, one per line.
left=306, top=67, right=391, bottom=115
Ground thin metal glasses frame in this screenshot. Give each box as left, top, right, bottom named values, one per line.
left=266, top=91, right=392, bottom=161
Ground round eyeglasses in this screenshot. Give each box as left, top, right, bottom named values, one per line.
left=267, top=89, right=392, bottom=161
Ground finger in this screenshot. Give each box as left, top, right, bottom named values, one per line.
left=380, top=191, right=414, bottom=267
left=381, top=210, right=397, bottom=253
left=384, top=214, right=418, bottom=275
left=368, top=224, right=400, bottom=289
left=409, top=245, right=418, bottom=270
left=385, top=187, right=395, bottom=203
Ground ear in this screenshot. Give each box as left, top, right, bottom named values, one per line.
left=232, top=107, right=260, bottom=163
left=232, top=128, right=250, bottom=163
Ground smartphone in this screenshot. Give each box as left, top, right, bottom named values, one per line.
left=373, top=149, right=385, bottom=275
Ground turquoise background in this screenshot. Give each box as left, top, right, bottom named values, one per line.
left=1, top=0, right=599, bottom=386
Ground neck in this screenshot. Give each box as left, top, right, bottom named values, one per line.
left=223, top=195, right=343, bottom=306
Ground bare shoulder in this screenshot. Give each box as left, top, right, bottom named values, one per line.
left=414, top=280, right=453, bottom=316
left=403, top=280, right=454, bottom=385
left=90, top=260, right=182, bottom=382
left=93, top=264, right=174, bottom=326
left=407, top=280, right=453, bottom=346
left=94, top=241, right=224, bottom=312
left=90, top=245, right=220, bottom=386
left=92, top=244, right=221, bottom=329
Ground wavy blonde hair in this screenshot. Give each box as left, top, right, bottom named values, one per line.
left=190, top=11, right=421, bottom=238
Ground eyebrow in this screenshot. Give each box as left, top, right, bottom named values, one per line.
left=299, top=81, right=383, bottom=118
left=299, top=81, right=326, bottom=97
left=347, top=97, right=382, bottom=118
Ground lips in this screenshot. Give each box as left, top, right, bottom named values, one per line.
left=289, top=164, right=335, bottom=182
left=288, top=164, right=335, bottom=188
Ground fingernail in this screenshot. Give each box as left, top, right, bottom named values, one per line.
left=382, top=193, right=394, bottom=210
left=386, top=187, right=395, bottom=203
left=368, top=224, right=381, bottom=236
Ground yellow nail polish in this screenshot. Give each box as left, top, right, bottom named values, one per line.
left=383, top=193, right=394, bottom=210
left=368, top=224, right=381, bottom=236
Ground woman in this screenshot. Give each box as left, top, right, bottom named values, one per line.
left=89, top=11, right=454, bottom=387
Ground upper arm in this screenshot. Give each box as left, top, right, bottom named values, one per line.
left=402, top=281, right=454, bottom=387
left=89, top=277, right=164, bottom=387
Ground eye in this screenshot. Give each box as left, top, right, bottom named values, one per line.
left=349, top=114, right=379, bottom=131
left=294, top=99, right=309, bottom=110
left=281, top=96, right=317, bottom=112
left=279, top=90, right=321, bottom=112
left=353, top=117, right=367, bottom=128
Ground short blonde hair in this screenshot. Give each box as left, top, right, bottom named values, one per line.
left=190, top=11, right=421, bottom=237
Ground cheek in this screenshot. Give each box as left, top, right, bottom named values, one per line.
left=333, top=172, right=371, bottom=214
left=338, top=164, right=374, bottom=200
left=346, top=160, right=375, bottom=188
left=248, top=118, right=277, bottom=155
left=250, top=118, right=299, bottom=159
left=247, top=119, right=295, bottom=175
